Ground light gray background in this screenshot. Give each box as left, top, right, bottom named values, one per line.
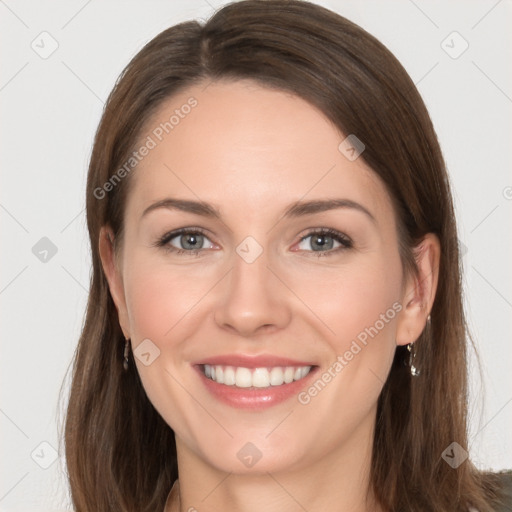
left=1, top=0, right=511, bottom=510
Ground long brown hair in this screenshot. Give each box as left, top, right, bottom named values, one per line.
left=63, top=1, right=505, bottom=510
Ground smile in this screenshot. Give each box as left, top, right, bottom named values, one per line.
left=202, top=364, right=313, bottom=388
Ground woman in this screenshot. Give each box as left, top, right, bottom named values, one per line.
left=63, top=1, right=512, bottom=510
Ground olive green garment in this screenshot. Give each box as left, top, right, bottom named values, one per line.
left=494, top=471, right=512, bottom=512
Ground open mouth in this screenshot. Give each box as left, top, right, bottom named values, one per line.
left=201, top=364, right=313, bottom=388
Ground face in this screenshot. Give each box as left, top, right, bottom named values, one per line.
left=101, top=79, right=429, bottom=475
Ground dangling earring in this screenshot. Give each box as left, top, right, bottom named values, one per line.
left=123, top=338, right=130, bottom=371
left=406, top=314, right=431, bottom=377
left=406, top=342, right=420, bottom=377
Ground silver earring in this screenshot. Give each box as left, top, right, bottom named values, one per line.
left=123, top=339, right=130, bottom=371
left=407, top=342, right=420, bottom=377
left=406, top=314, right=430, bottom=377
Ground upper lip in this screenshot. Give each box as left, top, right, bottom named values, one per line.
left=195, top=354, right=316, bottom=368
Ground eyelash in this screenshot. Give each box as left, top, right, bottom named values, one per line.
left=298, top=228, right=353, bottom=257
left=154, top=227, right=213, bottom=257
left=154, top=227, right=353, bottom=257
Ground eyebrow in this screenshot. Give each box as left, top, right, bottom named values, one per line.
left=141, top=197, right=377, bottom=225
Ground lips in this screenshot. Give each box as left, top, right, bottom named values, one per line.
left=193, top=354, right=318, bottom=409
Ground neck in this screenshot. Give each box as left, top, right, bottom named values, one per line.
left=166, top=411, right=382, bottom=512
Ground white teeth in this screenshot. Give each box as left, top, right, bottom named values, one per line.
left=283, top=367, right=294, bottom=383
left=299, top=366, right=310, bottom=379
left=224, top=366, right=236, bottom=385
left=202, top=364, right=312, bottom=388
left=269, top=367, right=284, bottom=386
left=235, top=367, right=252, bottom=388
left=252, top=368, right=270, bottom=388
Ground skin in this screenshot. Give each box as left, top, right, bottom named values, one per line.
left=100, top=79, right=440, bottom=512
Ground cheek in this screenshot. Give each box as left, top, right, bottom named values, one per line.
left=123, top=255, right=216, bottom=344
left=121, top=256, right=218, bottom=440
left=286, top=254, right=403, bottom=423
left=288, top=259, right=402, bottom=438
left=288, top=255, right=403, bottom=355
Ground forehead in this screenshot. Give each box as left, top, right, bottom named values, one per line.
left=126, top=79, right=393, bottom=223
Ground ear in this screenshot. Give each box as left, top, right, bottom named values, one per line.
left=396, top=233, right=440, bottom=347
left=98, top=226, right=131, bottom=339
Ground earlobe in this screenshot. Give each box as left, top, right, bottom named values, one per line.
left=395, top=233, right=440, bottom=347
left=98, top=226, right=131, bottom=339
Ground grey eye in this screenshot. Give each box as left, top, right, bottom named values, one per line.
left=298, top=234, right=341, bottom=252
left=169, top=233, right=209, bottom=250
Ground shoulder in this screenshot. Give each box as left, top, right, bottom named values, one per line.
left=492, top=470, right=512, bottom=512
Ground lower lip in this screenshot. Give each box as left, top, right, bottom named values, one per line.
left=195, top=366, right=318, bottom=410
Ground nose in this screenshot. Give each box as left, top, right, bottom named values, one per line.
left=213, top=245, right=292, bottom=338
